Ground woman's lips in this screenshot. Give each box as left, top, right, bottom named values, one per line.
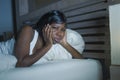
left=54, top=38, right=62, bottom=43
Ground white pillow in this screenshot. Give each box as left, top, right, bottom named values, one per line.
left=0, top=54, right=17, bottom=72
left=66, top=29, right=85, bottom=54
left=0, top=38, right=15, bottom=55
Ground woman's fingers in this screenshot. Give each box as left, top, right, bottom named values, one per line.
left=47, top=24, right=53, bottom=43
left=42, top=24, right=53, bottom=43
left=46, top=24, right=51, bottom=38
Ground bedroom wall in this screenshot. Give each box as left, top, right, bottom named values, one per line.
left=0, top=0, right=13, bottom=35
left=109, top=3, right=120, bottom=80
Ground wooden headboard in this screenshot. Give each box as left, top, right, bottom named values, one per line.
left=61, top=0, right=110, bottom=80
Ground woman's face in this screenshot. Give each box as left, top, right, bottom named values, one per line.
left=50, top=23, right=66, bottom=44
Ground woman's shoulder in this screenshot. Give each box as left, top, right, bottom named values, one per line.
left=19, top=25, right=34, bottom=35
left=22, top=25, right=33, bottom=31
left=17, top=25, right=35, bottom=41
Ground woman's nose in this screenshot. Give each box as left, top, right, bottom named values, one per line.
left=56, top=30, right=62, bottom=37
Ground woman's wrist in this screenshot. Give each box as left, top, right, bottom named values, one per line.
left=60, top=42, right=69, bottom=48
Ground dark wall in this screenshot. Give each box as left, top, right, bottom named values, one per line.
left=0, top=0, right=13, bottom=35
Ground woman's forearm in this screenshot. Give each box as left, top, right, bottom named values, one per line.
left=61, top=42, right=83, bottom=59
left=16, top=45, right=51, bottom=67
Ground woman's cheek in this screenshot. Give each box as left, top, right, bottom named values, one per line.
left=52, top=32, right=56, bottom=40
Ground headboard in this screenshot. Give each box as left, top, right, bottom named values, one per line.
left=61, top=0, right=110, bottom=80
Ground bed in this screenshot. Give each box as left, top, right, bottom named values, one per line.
left=0, top=59, right=102, bottom=80
left=0, top=38, right=103, bottom=80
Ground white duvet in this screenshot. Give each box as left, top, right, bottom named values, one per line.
left=0, top=59, right=102, bottom=80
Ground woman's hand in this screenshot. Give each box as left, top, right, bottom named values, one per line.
left=59, top=31, right=83, bottom=59
left=42, top=24, right=53, bottom=47
left=59, top=31, right=68, bottom=46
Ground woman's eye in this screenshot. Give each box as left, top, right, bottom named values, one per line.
left=61, top=29, right=66, bottom=32
left=52, top=27, right=58, bottom=30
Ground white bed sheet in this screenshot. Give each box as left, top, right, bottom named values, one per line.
left=0, top=59, right=102, bottom=80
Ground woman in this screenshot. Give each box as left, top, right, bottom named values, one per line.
left=14, top=10, right=85, bottom=67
